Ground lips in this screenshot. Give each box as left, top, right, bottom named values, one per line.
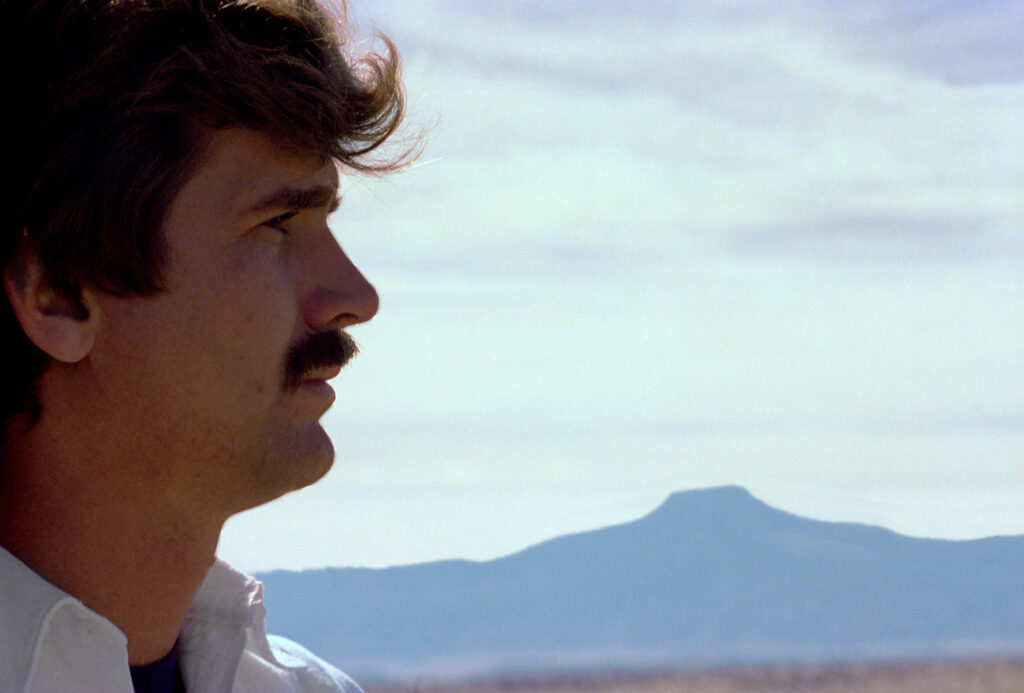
left=302, top=364, right=343, bottom=382
left=298, top=377, right=336, bottom=401
left=295, top=360, right=341, bottom=400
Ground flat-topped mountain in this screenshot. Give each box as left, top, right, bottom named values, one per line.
left=257, top=486, right=1024, bottom=681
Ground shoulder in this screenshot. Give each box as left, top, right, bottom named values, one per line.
left=252, top=634, right=364, bottom=693
left=231, top=627, right=364, bottom=693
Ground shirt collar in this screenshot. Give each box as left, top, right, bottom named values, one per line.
left=183, top=558, right=304, bottom=674
left=187, top=558, right=265, bottom=628
left=0, top=547, right=296, bottom=693
left=0, top=545, right=128, bottom=693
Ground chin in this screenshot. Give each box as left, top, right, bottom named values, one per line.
left=287, top=423, right=336, bottom=490
left=236, top=425, right=336, bottom=512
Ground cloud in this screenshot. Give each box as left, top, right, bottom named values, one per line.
left=788, top=0, right=1024, bottom=85
left=340, top=0, right=1022, bottom=274
left=372, top=0, right=1024, bottom=88
left=729, top=212, right=1023, bottom=262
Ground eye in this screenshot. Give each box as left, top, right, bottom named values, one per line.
left=263, top=211, right=297, bottom=233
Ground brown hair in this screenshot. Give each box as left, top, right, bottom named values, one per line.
left=1, top=0, right=412, bottom=424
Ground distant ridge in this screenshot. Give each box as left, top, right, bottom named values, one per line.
left=257, top=486, right=1024, bottom=682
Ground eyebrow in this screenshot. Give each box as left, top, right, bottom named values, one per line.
left=242, top=185, right=341, bottom=217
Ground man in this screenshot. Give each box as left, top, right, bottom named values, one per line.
left=0, top=0, right=411, bottom=690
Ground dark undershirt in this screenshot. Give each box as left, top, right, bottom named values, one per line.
left=129, top=639, right=187, bottom=693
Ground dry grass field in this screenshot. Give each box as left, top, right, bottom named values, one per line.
left=367, top=659, right=1024, bottom=693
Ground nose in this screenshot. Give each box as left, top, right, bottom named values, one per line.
left=303, top=235, right=380, bottom=331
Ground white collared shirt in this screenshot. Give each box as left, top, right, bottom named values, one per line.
left=0, top=547, right=363, bottom=693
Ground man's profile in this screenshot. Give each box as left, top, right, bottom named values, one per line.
left=0, top=0, right=409, bottom=690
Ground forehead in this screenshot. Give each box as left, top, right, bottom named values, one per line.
left=174, top=127, right=338, bottom=221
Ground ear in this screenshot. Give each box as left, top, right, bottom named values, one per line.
left=4, top=249, right=99, bottom=364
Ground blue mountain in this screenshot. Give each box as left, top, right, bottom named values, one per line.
left=256, top=486, right=1024, bottom=681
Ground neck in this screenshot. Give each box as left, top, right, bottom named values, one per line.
left=0, top=418, right=226, bottom=665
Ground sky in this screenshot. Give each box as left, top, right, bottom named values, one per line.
left=219, top=0, right=1023, bottom=572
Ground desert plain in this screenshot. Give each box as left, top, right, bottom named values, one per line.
left=367, top=658, right=1024, bottom=693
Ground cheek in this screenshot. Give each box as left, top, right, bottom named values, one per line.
left=152, top=245, right=302, bottom=399
left=216, top=267, right=300, bottom=377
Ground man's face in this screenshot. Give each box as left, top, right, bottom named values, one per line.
left=85, top=128, right=379, bottom=518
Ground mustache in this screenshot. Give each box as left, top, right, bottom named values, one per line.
left=283, top=331, right=359, bottom=390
